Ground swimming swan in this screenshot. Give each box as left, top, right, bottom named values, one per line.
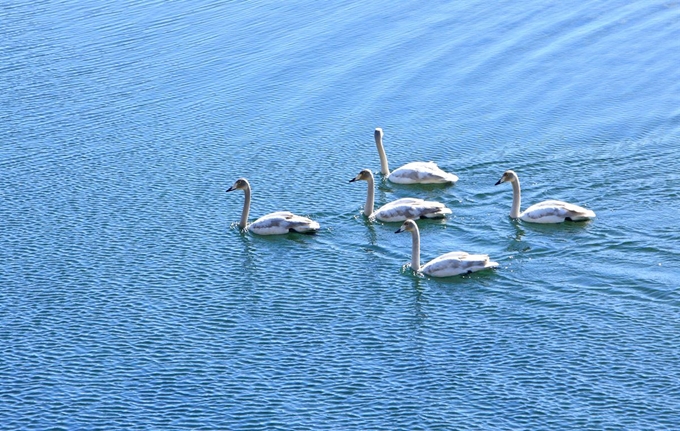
left=494, top=170, right=596, bottom=223
left=226, top=178, right=320, bottom=235
left=374, top=128, right=459, bottom=184
left=396, top=219, right=499, bottom=277
left=350, top=169, right=452, bottom=222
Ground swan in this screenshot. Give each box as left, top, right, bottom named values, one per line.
left=349, top=169, right=452, bottom=222
left=374, top=127, right=459, bottom=184
left=226, top=178, right=320, bottom=235
left=396, top=219, right=499, bottom=277
left=494, top=170, right=596, bottom=223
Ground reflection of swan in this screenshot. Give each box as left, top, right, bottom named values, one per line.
left=226, top=178, right=320, bottom=235
left=350, top=169, right=452, bottom=222
left=374, top=128, right=459, bottom=184
left=396, top=219, right=499, bottom=277
left=495, top=170, right=596, bottom=223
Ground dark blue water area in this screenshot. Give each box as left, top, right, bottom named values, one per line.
left=1, top=1, right=680, bottom=429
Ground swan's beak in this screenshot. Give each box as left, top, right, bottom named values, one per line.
left=395, top=227, right=404, bottom=234
left=226, top=186, right=235, bottom=192
left=349, top=178, right=356, bottom=183
left=494, top=178, right=503, bottom=186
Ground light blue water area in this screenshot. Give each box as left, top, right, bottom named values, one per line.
left=1, top=0, right=680, bottom=429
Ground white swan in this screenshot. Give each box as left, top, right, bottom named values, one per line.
left=374, top=128, right=459, bottom=184
left=226, top=178, right=320, bottom=235
left=494, top=170, right=596, bottom=223
left=396, top=219, right=499, bottom=277
left=350, top=169, right=452, bottom=222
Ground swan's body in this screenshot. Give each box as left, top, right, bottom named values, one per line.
left=226, top=178, right=320, bottom=235
left=374, top=128, right=459, bottom=184
left=495, top=170, right=596, bottom=223
left=350, top=169, right=452, bottom=222
left=396, top=219, right=498, bottom=277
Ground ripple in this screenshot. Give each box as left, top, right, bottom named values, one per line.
left=3, top=0, right=680, bottom=430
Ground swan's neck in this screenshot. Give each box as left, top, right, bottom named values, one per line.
left=240, top=184, right=251, bottom=229
left=375, top=134, right=390, bottom=176
left=510, top=178, right=521, bottom=219
left=364, top=175, right=375, bottom=216
left=410, top=227, right=421, bottom=271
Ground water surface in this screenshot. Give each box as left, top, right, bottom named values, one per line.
left=1, top=1, right=679, bottom=429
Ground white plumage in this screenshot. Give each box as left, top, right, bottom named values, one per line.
left=396, top=219, right=499, bottom=277
left=495, top=170, right=596, bottom=223
left=226, top=178, right=320, bottom=235
left=374, top=128, right=459, bottom=184
left=350, top=169, right=452, bottom=222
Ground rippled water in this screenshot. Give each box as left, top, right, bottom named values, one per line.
left=2, top=1, right=680, bottom=429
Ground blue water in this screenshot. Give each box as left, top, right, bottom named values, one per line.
left=2, top=1, right=680, bottom=429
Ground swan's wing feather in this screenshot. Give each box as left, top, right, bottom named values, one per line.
left=381, top=197, right=424, bottom=207
left=421, top=252, right=498, bottom=277
left=248, top=214, right=294, bottom=235
left=522, top=200, right=595, bottom=223
left=258, top=211, right=296, bottom=219
left=249, top=212, right=319, bottom=235
left=431, top=251, right=471, bottom=261
left=530, top=200, right=567, bottom=207
left=374, top=198, right=452, bottom=222
left=389, top=161, right=459, bottom=184
left=373, top=202, right=418, bottom=222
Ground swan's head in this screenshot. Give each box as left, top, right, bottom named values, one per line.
left=349, top=169, right=374, bottom=183
left=495, top=170, right=518, bottom=186
left=226, top=178, right=250, bottom=192
left=374, top=128, right=383, bottom=142
left=395, top=219, right=418, bottom=234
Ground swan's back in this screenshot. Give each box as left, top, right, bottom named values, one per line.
left=390, top=161, right=459, bottom=184
left=249, top=211, right=320, bottom=235
left=373, top=197, right=452, bottom=222
left=421, top=251, right=499, bottom=277
left=521, top=200, right=596, bottom=223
